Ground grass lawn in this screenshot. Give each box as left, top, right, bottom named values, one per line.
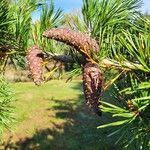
left=1, top=80, right=121, bottom=150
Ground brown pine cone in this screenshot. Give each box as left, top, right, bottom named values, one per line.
left=43, top=28, right=99, bottom=61
left=27, top=46, right=44, bottom=85
left=83, top=62, right=103, bottom=116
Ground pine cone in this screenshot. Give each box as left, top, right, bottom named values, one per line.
left=83, top=62, right=103, bottom=116
left=27, top=46, right=44, bottom=85
left=43, top=28, right=99, bottom=61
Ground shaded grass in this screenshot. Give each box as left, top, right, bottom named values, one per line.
left=12, top=80, right=83, bottom=123
left=1, top=80, right=122, bottom=150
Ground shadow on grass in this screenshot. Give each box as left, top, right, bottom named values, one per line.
left=1, top=83, right=122, bottom=150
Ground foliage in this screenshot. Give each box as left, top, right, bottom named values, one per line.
left=0, top=0, right=63, bottom=73
left=0, top=0, right=13, bottom=46
left=0, top=77, right=15, bottom=136
left=0, top=0, right=14, bottom=73
left=98, top=73, right=150, bottom=149
left=98, top=14, right=150, bottom=150
left=7, top=0, right=41, bottom=68
left=0, top=0, right=40, bottom=71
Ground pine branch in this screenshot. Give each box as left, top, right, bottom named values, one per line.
left=101, top=59, right=144, bottom=71
left=42, top=51, right=143, bottom=71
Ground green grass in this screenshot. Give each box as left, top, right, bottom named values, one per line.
left=12, top=80, right=83, bottom=123
left=1, top=80, right=121, bottom=150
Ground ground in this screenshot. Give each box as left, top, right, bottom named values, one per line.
left=0, top=80, right=121, bottom=150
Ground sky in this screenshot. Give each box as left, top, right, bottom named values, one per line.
left=33, top=0, right=150, bottom=21
left=54, top=0, right=150, bottom=13
left=54, top=0, right=82, bottom=12
left=141, top=0, right=150, bottom=13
